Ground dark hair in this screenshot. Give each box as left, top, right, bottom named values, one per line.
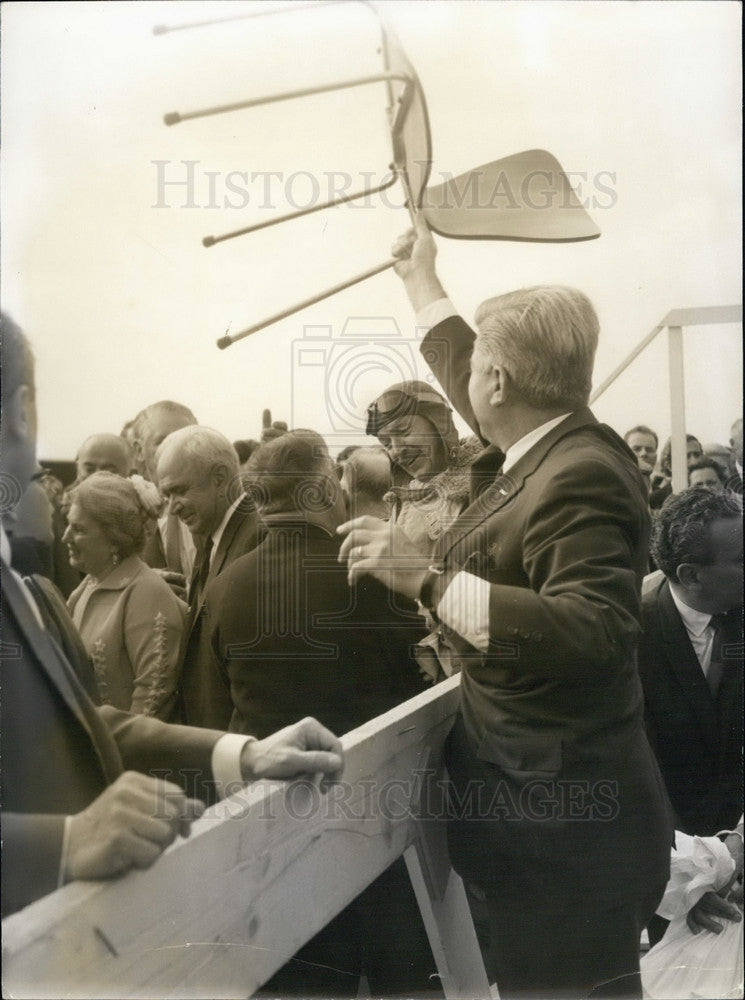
left=245, top=429, right=337, bottom=516
left=688, top=458, right=725, bottom=486
left=624, top=425, right=658, bottom=449
left=659, top=434, right=702, bottom=476
left=651, top=487, right=742, bottom=578
left=342, top=446, right=391, bottom=503
left=233, top=439, right=260, bottom=464
left=1, top=313, right=35, bottom=408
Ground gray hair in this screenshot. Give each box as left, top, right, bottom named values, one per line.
left=131, top=400, right=197, bottom=442
left=473, top=286, right=599, bottom=410
left=156, top=425, right=240, bottom=480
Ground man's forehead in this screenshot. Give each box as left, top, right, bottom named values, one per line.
left=158, top=449, right=204, bottom=484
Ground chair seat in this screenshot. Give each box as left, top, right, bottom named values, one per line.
left=421, top=150, right=601, bottom=242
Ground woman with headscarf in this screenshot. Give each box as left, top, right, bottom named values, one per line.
left=365, top=379, right=482, bottom=552
left=64, top=471, right=186, bottom=719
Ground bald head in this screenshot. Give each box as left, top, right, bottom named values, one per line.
left=76, top=434, right=131, bottom=480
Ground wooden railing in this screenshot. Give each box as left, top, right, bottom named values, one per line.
left=2, top=674, right=491, bottom=999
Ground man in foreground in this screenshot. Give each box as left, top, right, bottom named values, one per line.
left=0, top=312, right=343, bottom=918
left=339, top=220, right=672, bottom=998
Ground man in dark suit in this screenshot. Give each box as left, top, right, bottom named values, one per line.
left=640, top=486, right=742, bottom=836
left=207, top=428, right=432, bottom=998
left=0, top=312, right=343, bottom=919
left=207, top=428, right=426, bottom=739
left=339, top=219, right=672, bottom=999
left=156, top=425, right=260, bottom=728
left=638, top=487, right=742, bottom=938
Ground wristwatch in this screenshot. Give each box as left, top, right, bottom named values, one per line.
left=419, top=563, right=447, bottom=618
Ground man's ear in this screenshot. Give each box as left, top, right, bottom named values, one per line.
left=211, top=463, right=232, bottom=493
left=676, top=562, right=701, bottom=589
left=7, top=385, right=34, bottom=440
left=489, top=365, right=508, bottom=407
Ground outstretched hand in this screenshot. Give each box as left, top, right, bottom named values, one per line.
left=337, top=515, right=430, bottom=601
left=240, top=717, right=344, bottom=785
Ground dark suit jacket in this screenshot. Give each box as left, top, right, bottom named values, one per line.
left=0, top=558, right=224, bottom=916
left=638, top=578, right=743, bottom=836
left=205, top=517, right=427, bottom=739
left=421, top=315, right=672, bottom=908
left=175, top=501, right=260, bottom=729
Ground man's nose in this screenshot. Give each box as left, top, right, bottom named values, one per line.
left=167, top=495, right=182, bottom=515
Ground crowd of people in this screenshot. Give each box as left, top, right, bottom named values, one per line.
left=1, top=218, right=742, bottom=1000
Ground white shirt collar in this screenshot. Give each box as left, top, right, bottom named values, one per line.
left=502, top=413, right=573, bottom=474
left=669, top=584, right=713, bottom=637
left=209, top=493, right=246, bottom=562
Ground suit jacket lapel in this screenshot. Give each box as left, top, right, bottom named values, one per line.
left=2, top=560, right=122, bottom=783
left=209, top=507, right=244, bottom=581
left=443, top=410, right=602, bottom=562
left=657, top=581, right=719, bottom=745
left=3, top=561, right=89, bottom=727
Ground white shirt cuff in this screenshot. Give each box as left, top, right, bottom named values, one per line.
left=211, top=733, right=256, bottom=798
left=416, top=297, right=457, bottom=334
left=438, top=571, right=490, bottom=653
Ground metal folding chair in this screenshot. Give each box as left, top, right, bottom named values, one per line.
left=156, top=1, right=600, bottom=349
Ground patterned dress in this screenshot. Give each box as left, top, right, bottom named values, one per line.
left=68, top=555, right=186, bottom=719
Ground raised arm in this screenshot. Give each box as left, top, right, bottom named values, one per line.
left=392, top=218, right=482, bottom=437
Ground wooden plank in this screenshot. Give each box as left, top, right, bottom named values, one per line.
left=2, top=676, right=478, bottom=1000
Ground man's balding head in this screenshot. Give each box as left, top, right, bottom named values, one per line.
left=76, top=434, right=131, bottom=480
left=155, top=425, right=240, bottom=537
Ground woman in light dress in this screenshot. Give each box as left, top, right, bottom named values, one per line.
left=65, top=471, right=186, bottom=719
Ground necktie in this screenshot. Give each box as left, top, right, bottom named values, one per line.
left=192, top=536, right=214, bottom=607
left=706, top=613, right=728, bottom=698
left=163, top=512, right=184, bottom=575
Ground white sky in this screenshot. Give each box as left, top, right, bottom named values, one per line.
left=1, top=0, right=741, bottom=460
